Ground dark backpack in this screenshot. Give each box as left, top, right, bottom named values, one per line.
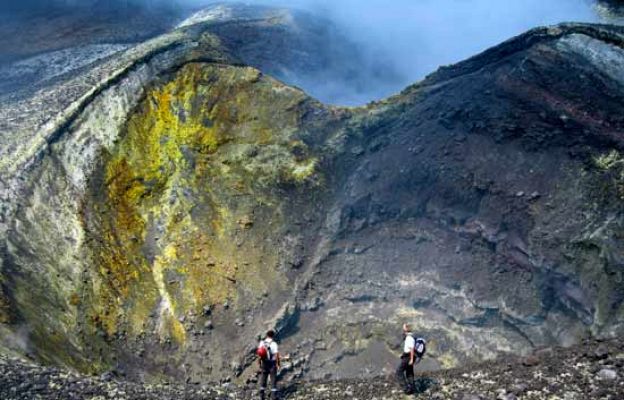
left=415, top=338, right=426, bottom=357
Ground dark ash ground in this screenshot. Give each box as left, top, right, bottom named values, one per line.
left=1, top=338, right=622, bottom=399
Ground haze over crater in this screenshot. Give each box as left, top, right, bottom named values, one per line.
left=1, top=0, right=621, bottom=105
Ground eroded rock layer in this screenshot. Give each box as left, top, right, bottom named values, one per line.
left=0, top=5, right=623, bottom=383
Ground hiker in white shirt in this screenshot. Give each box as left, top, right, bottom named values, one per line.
left=257, top=330, right=281, bottom=400
left=396, top=323, right=418, bottom=394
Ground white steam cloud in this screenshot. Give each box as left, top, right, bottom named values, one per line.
left=229, top=0, right=599, bottom=86
left=186, top=0, right=605, bottom=103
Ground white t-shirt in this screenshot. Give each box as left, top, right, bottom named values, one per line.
left=403, top=334, right=415, bottom=354
left=259, top=338, right=279, bottom=361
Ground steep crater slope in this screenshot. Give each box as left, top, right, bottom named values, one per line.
left=289, top=24, right=624, bottom=379
left=0, top=4, right=623, bottom=384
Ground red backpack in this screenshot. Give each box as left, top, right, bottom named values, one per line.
left=257, top=340, right=272, bottom=360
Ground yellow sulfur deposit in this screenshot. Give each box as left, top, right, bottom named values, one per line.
left=87, top=63, right=322, bottom=343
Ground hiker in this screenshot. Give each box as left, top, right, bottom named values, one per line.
left=396, top=323, right=426, bottom=394
left=257, top=330, right=281, bottom=400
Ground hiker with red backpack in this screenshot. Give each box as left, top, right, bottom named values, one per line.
left=396, top=323, right=426, bottom=394
left=257, top=330, right=281, bottom=400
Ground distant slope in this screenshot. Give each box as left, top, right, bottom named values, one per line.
left=0, top=1, right=186, bottom=65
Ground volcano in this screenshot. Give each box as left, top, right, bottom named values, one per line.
left=0, top=3, right=623, bottom=394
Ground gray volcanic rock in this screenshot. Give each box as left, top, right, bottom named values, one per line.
left=282, top=23, right=624, bottom=379
left=0, top=2, right=624, bottom=387
left=0, top=2, right=184, bottom=65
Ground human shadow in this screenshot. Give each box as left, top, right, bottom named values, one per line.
left=414, top=376, right=437, bottom=395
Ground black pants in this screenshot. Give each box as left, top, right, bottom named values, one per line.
left=396, top=354, right=415, bottom=393
left=259, top=361, right=278, bottom=400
